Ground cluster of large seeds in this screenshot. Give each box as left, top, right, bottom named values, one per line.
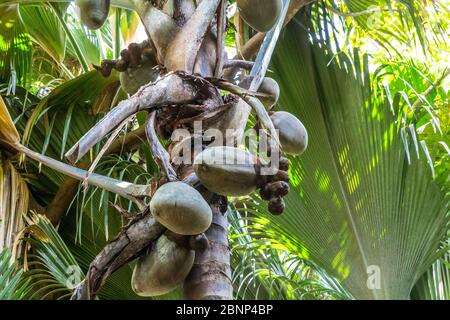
left=192, top=73, right=309, bottom=214
left=68, top=0, right=312, bottom=300
left=240, top=76, right=309, bottom=157
left=237, top=0, right=282, bottom=32
left=257, top=78, right=308, bottom=211
left=79, top=0, right=308, bottom=297
left=258, top=156, right=291, bottom=215
left=193, top=146, right=291, bottom=215
left=131, top=182, right=212, bottom=297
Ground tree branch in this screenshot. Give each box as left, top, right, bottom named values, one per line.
left=164, top=0, right=221, bottom=73
left=223, top=59, right=254, bottom=71
left=134, top=1, right=180, bottom=63
left=65, top=72, right=200, bottom=164
left=71, top=210, right=165, bottom=300
left=11, top=142, right=151, bottom=206
left=145, top=111, right=178, bottom=182
left=214, top=0, right=226, bottom=78
left=46, top=126, right=147, bottom=225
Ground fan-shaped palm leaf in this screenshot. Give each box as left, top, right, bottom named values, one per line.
left=0, top=4, right=33, bottom=90
left=411, top=240, right=450, bottom=300
left=0, top=247, right=29, bottom=299
left=229, top=206, right=352, bottom=300
left=334, top=0, right=448, bottom=54
left=240, top=17, right=449, bottom=299
left=21, top=214, right=150, bottom=300
left=18, top=4, right=67, bottom=64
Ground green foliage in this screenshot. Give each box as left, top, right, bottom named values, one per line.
left=229, top=207, right=352, bottom=300
left=411, top=240, right=450, bottom=300
left=1, top=82, right=148, bottom=299
left=19, top=4, right=67, bottom=63
left=0, top=247, right=29, bottom=299
left=237, top=13, right=448, bottom=299
left=0, top=0, right=448, bottom=301
left=20, top=214, right=147, bottom=300
left=21, top=215, right=83, bottom=300
left=0, top=5, right=33, bottom=89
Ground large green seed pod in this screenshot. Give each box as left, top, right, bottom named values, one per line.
left=75, top=0, right=110, bottom=30
left=194, top=146, right=259, bottom=197
left=271, top=111, right=308, bottom=155
left=132, top=233, right=195, bottom=297
left=237, top=0, right=282, bottom=32
left=258, top=77, right=280, bottom=110
left=120, top=62, right=159, bottom=95
left=240, top=77, right=280, bottom=110
left=150, top=182, right=212, bottom=235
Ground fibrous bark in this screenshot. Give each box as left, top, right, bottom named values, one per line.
left=183, top=194, right=232, bottom=300
left=164, top=0, right=221, bottom=73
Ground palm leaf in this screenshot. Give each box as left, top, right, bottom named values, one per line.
left=411, top=240, right=450, bottom=300
left=20, top=70, right=119, bottom=155
left=241, top=16, right=449, bottom=299
left=0, top=157, right=29, bottom=255
left=2, top=84, right=158, bottom=300
left=338, top=0, right=443, bottom=53
left=21, top=214, right=148, bottom=300
left=0, top=94, right=20, bottom=142
left=0, top=247, right=30, bottom=299
left=0, top=5, right=33, bottom=90
left=229, top=206, right=352, bottom=300
left=21, top=214, right=83, bottom=299
left=18, top=4, right=67, bottom=64
left=0, top=96, right=29, bottom=258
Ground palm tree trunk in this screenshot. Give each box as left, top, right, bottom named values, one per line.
left=183, top=194, right=233, bottom=300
